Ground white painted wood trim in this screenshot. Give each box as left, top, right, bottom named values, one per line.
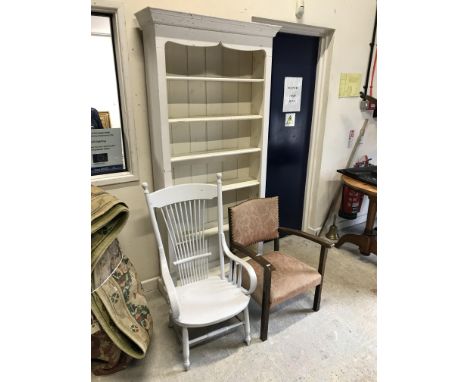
left=155, top=40, right=174, bottom=188
left=168, top=114, right=263, bottom=123
left=91, top=171, right=139, bottom=187
left=302, top=33, right=334, bottom=233
left=166, top=75, right=264, bottom=83
left=91, top=1, right=140, bottom=186
left=252, top=17, right=333, bottom=37
left=136, top=8, right=281, bottom=38
left=171, top=147, right=261, bottom=163
left=259, top=49, right=273, bottom=197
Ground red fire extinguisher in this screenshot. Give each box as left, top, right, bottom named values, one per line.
left=338, top=155, right=370, bottom=220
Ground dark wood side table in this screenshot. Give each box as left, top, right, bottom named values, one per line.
left=335, top=175, right=377, bottom=255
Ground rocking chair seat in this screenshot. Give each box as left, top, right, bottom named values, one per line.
left=175, top=276, right=250, bottom=327
left=242, top=252, right=322, bottom=308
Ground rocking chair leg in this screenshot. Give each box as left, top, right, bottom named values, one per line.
left=243, top=307, right=251, bottom=345
left=313, top=283, right=323, bottom=311
left=182, top=327, right=190, bottom=371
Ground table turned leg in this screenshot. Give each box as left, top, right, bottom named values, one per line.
left=363, top=195, right=377, bottom=236
left=336, top=196, right=377, bottom=255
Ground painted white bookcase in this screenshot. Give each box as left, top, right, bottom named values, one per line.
left=136, top=8, right=280, bottom=263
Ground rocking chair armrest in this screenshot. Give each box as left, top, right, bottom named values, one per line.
left=230, top=241, right=276, bottom=271
left=221, top=234, right=258, bottom=295
left=278, top=226, right=334, bottom=248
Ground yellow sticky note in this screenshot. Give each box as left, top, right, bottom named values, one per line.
left=339, top=73, right=362, bottom=97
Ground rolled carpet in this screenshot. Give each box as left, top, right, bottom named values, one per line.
left=91, top=185, right=153, bottom=375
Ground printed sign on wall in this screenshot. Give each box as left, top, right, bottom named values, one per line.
left=283, top=77, right=303, bottom=112
left=285, top=113, right=296, bottom=127
left=91, top=128, right=124, bottom=175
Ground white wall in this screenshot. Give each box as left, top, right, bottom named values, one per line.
left=92, top=0, right=377, bottom=286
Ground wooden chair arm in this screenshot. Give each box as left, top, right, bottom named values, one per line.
left=230, top=241, right=276, bottom=271
left=317, top=246, right=328, bottom=276
left=278, top=226, right=334, bottom=248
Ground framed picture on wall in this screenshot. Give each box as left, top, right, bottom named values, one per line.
left=98, top=111, right=111, bottom=128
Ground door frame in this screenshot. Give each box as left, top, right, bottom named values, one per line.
left=252, top=17, right=335, bottom=233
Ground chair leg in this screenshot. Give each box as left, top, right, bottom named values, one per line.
left=314, top=247, right=328, bottom=312
left=243, top=307, right=251, bottom=345
left=260, top=304, right=270, bottom=341
left=313, top=283, right=323, bottom=311
left=182, top=327, right=190, bottom=371
left=260, top=266, right=272, bottom=341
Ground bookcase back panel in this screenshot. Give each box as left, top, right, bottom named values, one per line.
left=167, top=82, right=260, bottom=118
left=172, top=153, right=261, bottom=186
left=204, top=188, right=259, bottom=227
left=165, top=42, right=265, bottom=79
left=169, top=119, right=262, bottom=156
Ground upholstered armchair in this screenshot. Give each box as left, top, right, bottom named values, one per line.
left=228, top=196, right=333, bottom=341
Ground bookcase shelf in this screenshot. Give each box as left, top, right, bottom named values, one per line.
left=168, top=114, right=262, bottom=124
left=166, top=75, right=264, bottom=83
left=171, top=147, right=261, bottom=163
left=218, top=177, right=260, bottom=192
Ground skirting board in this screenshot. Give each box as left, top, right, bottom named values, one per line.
left=141, top=276, right=162, bottom=294
left=307, top=211, right=373, bottom=236
left=141, top=276, right=169, bottom=305
left=336, top=213, right=369, bottom=230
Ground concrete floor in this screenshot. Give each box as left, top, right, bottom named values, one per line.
left=92, top=233, right=376, bottom=382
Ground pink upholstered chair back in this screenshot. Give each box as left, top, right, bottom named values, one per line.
left=228, top=197, right=279, bottom=247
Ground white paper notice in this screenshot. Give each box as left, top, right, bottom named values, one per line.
left=283, top=77, right=303, bottom=112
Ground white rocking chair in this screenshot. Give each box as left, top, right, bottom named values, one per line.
left=142, top=173, right=257, bottom=371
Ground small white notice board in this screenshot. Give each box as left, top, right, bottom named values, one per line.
left=91, top=128, right=124, bottom=175
left=283, top=77, right=303, bottom=112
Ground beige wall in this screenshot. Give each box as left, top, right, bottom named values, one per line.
left=92, top=0, right=377, bottom=285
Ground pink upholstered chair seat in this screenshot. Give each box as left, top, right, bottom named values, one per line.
left=242, top=251, right=322, bottom=308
